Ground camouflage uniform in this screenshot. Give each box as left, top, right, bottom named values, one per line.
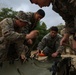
left=21, top=12, right=38, bottom=34
left=15, top=11, right=40, bottom=59
left=20, top=12, right=39, bottom=57
left=52, top=0, right=76, bottom=34
left=37, top=33, right=62, bottom=56
left=0, top=18, right=28, bottom=61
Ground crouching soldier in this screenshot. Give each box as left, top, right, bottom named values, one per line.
left=34, top=26, right=62, bottom=59
left=0, top=11, right=39, bottom=64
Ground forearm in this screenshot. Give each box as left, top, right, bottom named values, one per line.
left=63, top=33, right=70, bottom=40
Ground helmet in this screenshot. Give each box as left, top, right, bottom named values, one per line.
left=16, top=11, right=31, bottom=24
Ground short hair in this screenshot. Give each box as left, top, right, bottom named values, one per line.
left=49, top=26, right=58, bottom=32
left=37, top=9, right=45, bottom=17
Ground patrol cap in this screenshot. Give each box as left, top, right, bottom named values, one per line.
left=37, top=9, right=45, bottom=17
left=16, top=11, right=31, bottom=24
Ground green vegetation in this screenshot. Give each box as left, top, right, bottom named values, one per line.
left=0, top=8, right=17, bottom=21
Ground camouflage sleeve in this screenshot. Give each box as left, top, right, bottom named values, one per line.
left=64, top=0, right=76, bottom=34
left=65, top=16, right=76, bottom=34
left=0, top=18, right=25, bottom=41
left=55, top=34, right=62, bottom=50
left=21, top=25, right=30, bottom=34
left=37, top=38, right=47, bottom=50
left=56, top=45, right=65, bottom=53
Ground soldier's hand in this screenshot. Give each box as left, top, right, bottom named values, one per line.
left=27, top=39, right=33, bottom=45
left=51, top=52, right=59, bottom=57
left=32, top=50, right=40, bottom=58
left=26, top=30, right=39, bottom=39
left=20, top=54, right=26, bottom=63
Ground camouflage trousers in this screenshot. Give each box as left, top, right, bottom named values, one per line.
left=0, top=39, right=28, bottom=62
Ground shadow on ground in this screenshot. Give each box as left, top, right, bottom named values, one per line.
left=0, top=58, right=57, bottom=75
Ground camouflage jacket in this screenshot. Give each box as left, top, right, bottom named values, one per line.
left=21, top=12, right=39, bottom=34
left=52, top=0, right=76, bottom=34
left=37, top=33, right=62, bottom=50
left=0, top=18, right=26, bottom=41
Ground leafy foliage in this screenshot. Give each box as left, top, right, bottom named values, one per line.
left=0, top=8, right=17, bottom=21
